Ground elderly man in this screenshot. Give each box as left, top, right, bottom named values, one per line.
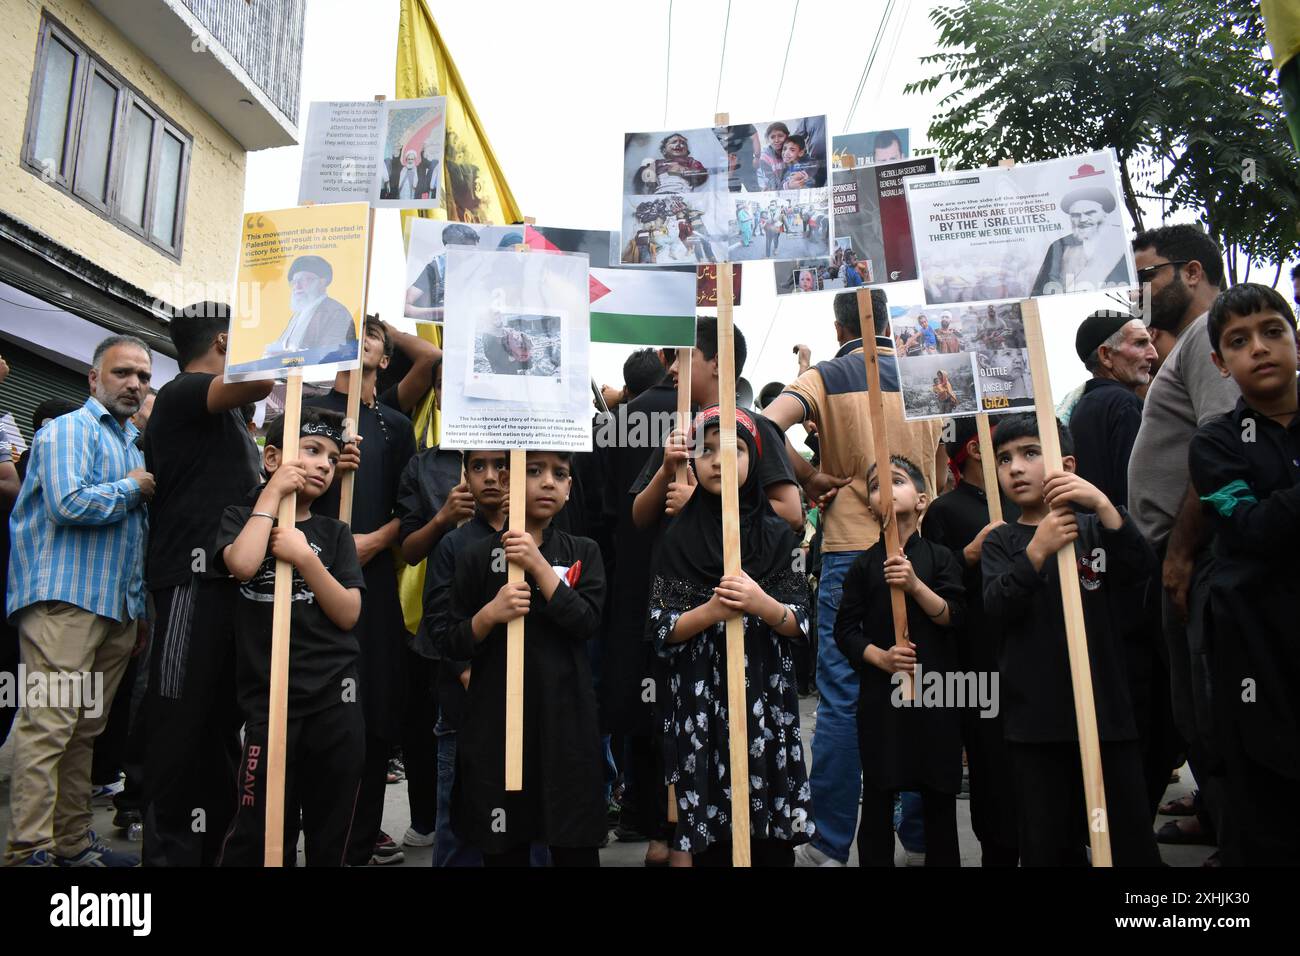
left=392, top=148, right=421, bottom=200
left=264, top=255, right=358, bottom=356
left=1068, top=311, right=1157, bottom=508
left=1031, top=175, right=1130, bottom=296
left=4, top=335, right=154, bottom=867
left=1068, top=310, right=1178, bottom=823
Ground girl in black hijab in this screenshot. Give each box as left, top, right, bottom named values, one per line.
left=647, top=406, right=814, bottom=866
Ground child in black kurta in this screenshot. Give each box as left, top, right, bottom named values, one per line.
left=445, top=450, right=607, bottom=866
left=981, top=413, right=1160, bottom=867
left=647, top=407, right=813, bottom=867
left=213, top=409, right=366, bottom=866
left=835, top=455, right=966, bottom=867
left=920, top=416, right=1021, bottom=865
left=1188, top=285, right=1300, bottom=865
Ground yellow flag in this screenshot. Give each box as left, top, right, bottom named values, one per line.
left=1263, top=0, right=1300, bottom=71
left=396, top=0, right=522, bottom=227
left=395, top=0, right=520, bottom=631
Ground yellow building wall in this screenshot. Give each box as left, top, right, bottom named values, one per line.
left=0, top=0, right=246, bottom=307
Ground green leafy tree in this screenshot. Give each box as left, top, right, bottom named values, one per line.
left=906, top=0, right=1300, bottom=284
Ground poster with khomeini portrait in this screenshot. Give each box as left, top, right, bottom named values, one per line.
left=904, top=150, right=1137, bottom=305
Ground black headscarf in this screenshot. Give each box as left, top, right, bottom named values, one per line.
left=651, top=406, right=805, bottom=611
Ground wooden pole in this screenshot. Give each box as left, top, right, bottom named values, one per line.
left=666, top=344, right=692, bottom=826
left=264, top=370, right=302, bottom=866
left=709, top=110, right=750, bottom=868
left=715, top=258, right=750, bottom=868
left=857, top=288, right=913, bottom=701
left=339, top=94, right=385, bottom=527
left=975, top=413, right=1002, bottom=523
left=505, top=448, right=526, bottom=791
left=504, top=241, right=531, bottom=792
left=1020, top=298, right=1112, bottom=866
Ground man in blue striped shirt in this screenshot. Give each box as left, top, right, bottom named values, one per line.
left=4, top=335, right=154, bottom=867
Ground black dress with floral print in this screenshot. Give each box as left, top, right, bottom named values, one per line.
left=648, top=571, right=815, bottom=854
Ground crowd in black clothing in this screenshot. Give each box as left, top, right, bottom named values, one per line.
left=1, top=224, right=1297, bottom=868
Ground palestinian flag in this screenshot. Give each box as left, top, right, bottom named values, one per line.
left=525, top=226, right=696, bottom=348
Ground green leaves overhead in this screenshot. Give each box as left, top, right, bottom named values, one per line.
left=905, top=0, right=1300, bottom=281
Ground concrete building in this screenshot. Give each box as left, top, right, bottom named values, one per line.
left=0, top=0, right=304, bottom=444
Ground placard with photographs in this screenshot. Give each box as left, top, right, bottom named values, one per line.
left=372, top=97, right=448, bottom=208
left=619, top=116, right=831, bottom=265
left=904, top=149, right=1137, bottom=304
left=298, top=98, right=447, bottom=209
left=774, top=155, right=936, bottom=295
left=440, top=247, right=592, bottom=451
left=403, top=219, right=525, bottom=322
left=890, top=300, right=1035, bottom=420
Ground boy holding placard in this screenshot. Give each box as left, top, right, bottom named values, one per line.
left=1188, top=284, right=1300, bottom=865
left=981, top=413, right=1159, bottom=866
left=921, top=417, right=1020, bottom=866
left=834, top=455, right=967, bottom=866
left=214, top=408, right=365, bottom=866
left=445, top=450, right=607, bottom=866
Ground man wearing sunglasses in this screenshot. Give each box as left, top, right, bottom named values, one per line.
left=1127, top=224, right=1239, bottom=864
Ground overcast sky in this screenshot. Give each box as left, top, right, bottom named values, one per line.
left=244, top=0, right=1205, bottom=409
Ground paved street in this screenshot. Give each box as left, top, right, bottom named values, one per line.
left=0, top=690, right=1213, bottom=867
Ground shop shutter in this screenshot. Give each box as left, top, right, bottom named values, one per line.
left=0, top=342, right=88, bottom=444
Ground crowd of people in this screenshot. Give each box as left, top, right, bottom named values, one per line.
left=0, top=222, right=1296, bottom=868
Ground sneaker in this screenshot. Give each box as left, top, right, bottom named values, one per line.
left=904, top=850, right=926, bottom=867
left=91, top=776, right=125, bottom=802
left=402, top=826, right=435, bottom=847
left=369, top=832, right=405, bottom=865
left=386, top=758, right=405, bottom=785
left=793, top=842, right=845, bottom=867
left=15, top=849, right=54, bottom=867
left=54, top=831, right=139, bottom=867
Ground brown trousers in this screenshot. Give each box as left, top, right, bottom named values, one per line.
left=4, top=601, right=135, bottom=863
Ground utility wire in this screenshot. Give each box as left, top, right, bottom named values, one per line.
left=844, top=0, right=896, bottom=131
left=663, top=0, right=672, bottom=126
left=771, top=0, right=801, bottom=114
left=714, top=0, right=733, bottom=115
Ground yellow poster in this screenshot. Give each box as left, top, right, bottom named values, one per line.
left=226, top=203, right=370, bottom=383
